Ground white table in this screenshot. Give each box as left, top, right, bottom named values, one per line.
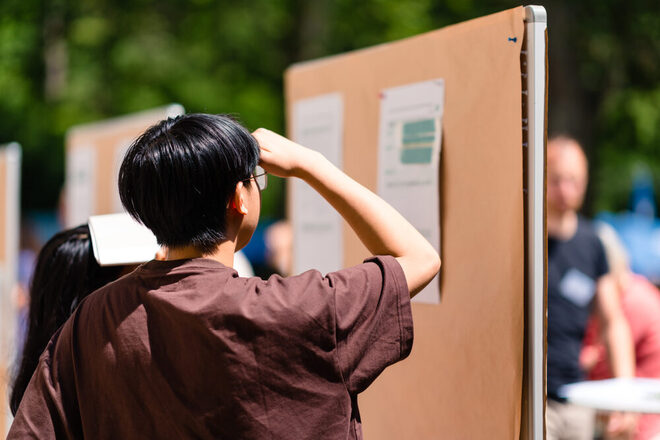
left=559, top=378, right=660, bottom=414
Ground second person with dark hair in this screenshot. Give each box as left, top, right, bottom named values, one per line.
left=9, top=225, right=126, bottom=415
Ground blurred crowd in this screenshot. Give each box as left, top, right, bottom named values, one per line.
left=547, top=136, right=660, bottom=440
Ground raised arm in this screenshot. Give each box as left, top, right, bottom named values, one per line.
left=596, top=274, right=634, bottom=378
left=595, top=274, right=638, bottom=438
left=253, top=128, right=440, bottom=297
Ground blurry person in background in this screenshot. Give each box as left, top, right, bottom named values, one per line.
left=264, top=220, right=292, bottom=276
left=546, top=135, right=636, bottom=440
left=9, top=225, right=127, bottom=415
left=581, top=222, right=660, bottom=440
left=13, top=221, right=42, bottom=360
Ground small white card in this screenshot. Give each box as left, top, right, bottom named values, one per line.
left=88, top=213, right=160, bottom=266
left=559, top=268, right=596, bottom=307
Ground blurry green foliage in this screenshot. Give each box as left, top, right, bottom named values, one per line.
left=0, top=0, right=658, bottom=217
left=573, top=0, right=660, bottom=213
left=594, top=86, right=660, bottom=212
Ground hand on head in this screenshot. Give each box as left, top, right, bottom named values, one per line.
left=252, top=128, right=314, bottom=178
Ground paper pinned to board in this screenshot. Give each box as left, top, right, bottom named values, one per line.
left=88, top=213, right=159, bottom=266
left=291, top=93, right=344, bottom=275
left=66, top=145, right=97, bottom=227
left=377, top=79, right=444, bottom=304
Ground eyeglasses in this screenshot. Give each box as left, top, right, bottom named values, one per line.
left=245, top=166, right=267, bottom=190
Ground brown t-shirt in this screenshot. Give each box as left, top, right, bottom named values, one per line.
left=9, top=255, right=412, bottom=439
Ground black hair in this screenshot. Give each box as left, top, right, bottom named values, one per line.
left=118, top=113, right=259, bottom=254
left=10, top=225, right=123, bottom=415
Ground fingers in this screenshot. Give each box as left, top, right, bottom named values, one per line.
left=251, top=128, right=319, bottom=180
left=252, top=128, right=280, bottom=150
left=253, top=129, right=283, bottom=162
left=252, top=128, right=302, bottom=177
left=253, top=128, right=298, bottom=151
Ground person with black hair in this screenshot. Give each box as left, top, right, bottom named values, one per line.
left=9, top=225, right=124, bottom=415
left=9, top=113, right=440, bottom=439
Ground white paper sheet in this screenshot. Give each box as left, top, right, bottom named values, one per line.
left=291, top=93, right=344, bottom=275
left=378, top=79, right=444, bottom=304
left=88, top=213, right=159, bottom=266
left=66, top=145, right=97, bottom=227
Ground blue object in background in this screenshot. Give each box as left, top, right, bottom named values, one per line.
left=596, top=167, right=660, bottom=284
left=596, top=212, right=660, bottom=284
left=240, top=219, right=276, bottom=266
left=27, top=210, right=62, bottom=245
left=629, top=167, right=656, bottom=218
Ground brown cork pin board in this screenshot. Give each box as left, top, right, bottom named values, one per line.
left=286, top=6, right=547, bottom=439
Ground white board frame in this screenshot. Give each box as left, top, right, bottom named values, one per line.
left=523, top=5, right=547, bottom=440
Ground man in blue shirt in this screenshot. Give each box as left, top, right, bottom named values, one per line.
left=546, top=135, right=636, bottom=440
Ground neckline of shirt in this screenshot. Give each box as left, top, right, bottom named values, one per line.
left=137, top=257, right=236, bottom=273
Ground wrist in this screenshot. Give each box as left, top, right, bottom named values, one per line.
left=294, top=149, right=326, bottom=181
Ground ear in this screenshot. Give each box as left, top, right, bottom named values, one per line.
left=231, top=181, right=249, bottom=215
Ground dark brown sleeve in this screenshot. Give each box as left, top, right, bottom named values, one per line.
left=8, top=326, right=78, bottom=439
left=328, top=255, right=413, bottom=395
